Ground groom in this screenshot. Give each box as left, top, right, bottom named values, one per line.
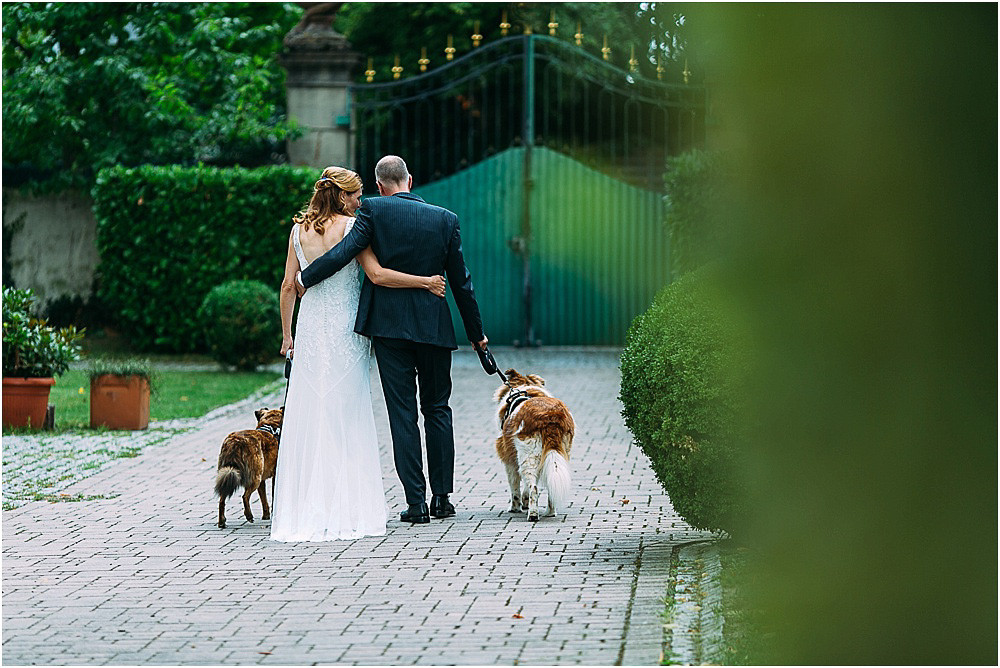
left=296, top=155, right=488, bottom=524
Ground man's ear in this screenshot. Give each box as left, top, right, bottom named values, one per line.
left=407, top=175, right=413, bottom=190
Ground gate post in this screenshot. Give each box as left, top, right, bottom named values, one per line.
left=517, top=34, right=541, bottom=347
left=279, top=3, right=361, bottom=168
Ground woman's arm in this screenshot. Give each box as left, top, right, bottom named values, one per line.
left=357, top=247, right=446, bottom=297
left=279, top=228, right=300, bottom=355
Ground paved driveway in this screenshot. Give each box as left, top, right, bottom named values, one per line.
left=2, top=348, right=710, bottom=665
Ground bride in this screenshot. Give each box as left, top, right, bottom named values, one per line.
left=270, top=166, right=446, bottom=541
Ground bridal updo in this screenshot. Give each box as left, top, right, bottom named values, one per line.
left=293, top=166, right=363, bottom=235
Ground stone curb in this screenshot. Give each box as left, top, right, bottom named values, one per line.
left=667, top=541, right=724, bottom=665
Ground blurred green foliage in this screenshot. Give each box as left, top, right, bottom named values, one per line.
left=686, top=4, right=997, bottom=664
left=92, top=164, right=315, bottom=352
left=335, top=2, right=696, bottom=85
left=620, top=267, right=749, bottom=534
left=198, top=280, right=282, bottom=371
left=2, top=2, right=301, bottom=192
left=663, top=149, right=722, bottom=278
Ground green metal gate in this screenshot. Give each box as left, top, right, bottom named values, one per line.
left=352, top=35, right=705, bottom=345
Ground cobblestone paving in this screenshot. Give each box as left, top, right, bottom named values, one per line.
left=2, top=348, right=711, bottom=665
left=2, top=378, right=285, bottom=510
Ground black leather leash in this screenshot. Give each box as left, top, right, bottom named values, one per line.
left=282, top=349, right=293, bottom=408
left=476, top=344, right=531, bottom=428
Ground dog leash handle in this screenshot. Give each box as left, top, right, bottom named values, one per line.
left=476, top=344, right=508, bottom=385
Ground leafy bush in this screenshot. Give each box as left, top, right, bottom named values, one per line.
left=198, top=280, right=281, bottom=371
left=2, top=286, right=83, bottom=378
left=619, top=268, right=747, bottom=534
left=2, top=3, right=301, bottom=192
left=663, top=150, right=723, bottom=277
left=93, top=164, right=316, bottom=352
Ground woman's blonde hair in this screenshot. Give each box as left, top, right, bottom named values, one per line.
left=293, top=166, right=363, bottom=234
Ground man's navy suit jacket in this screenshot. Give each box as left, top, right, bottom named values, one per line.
left=299, top=192, right=484, bottom=350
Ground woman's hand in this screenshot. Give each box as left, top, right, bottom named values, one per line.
left=425, top=275, right=446, bottom=298
left=280, top=336, right=294, bottom=357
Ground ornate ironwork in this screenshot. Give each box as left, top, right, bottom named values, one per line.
left=351, top=35, right=706, bottom=193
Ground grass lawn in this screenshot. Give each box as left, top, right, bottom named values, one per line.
left=49, top=369, right=282, bottom=428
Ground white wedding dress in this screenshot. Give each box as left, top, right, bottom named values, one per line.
left=270, top=220, right=388, bottom=541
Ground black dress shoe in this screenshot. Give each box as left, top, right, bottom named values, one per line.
left=430, top=494, right=456, bottom=518
left=400, top=502, right=430, bottom=524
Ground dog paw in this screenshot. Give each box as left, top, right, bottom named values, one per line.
left=527, top=512, right=539, bottom=522
left=262, top=513, right=270, bottom=521
left=508, top=506, right=523, bottom=513
left=218, top=521, right=226, bottom=529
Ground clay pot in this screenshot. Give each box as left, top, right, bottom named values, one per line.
left=2, top=377, right=56, bottom=429
left=90, top=374, right=150, bottom=430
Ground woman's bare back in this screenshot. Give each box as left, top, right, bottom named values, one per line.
left=297, top=216, right=352, bottom=265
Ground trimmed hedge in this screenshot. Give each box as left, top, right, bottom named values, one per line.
left=199, top=280, right=281, bottom=371
left=619, top=268, right=747, bottom=534
left=93, top=165, right=316, bottom=352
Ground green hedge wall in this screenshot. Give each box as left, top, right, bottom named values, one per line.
left=93, top=165, right=316, bottom=352
left=619, top=268, right=747, bottom=534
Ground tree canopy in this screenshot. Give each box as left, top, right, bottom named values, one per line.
left=335, top=2, right=693, bottom=85
left=2, top=2, right=301, bottom=191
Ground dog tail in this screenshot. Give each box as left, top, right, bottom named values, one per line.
left=214, top=466, right=243, bottom=500
left=541, top=449, right=572, bottom=513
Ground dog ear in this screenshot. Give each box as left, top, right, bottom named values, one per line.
left=254, top=408, right=264, bottom=422
left=527, top=374, right=545, bottom=386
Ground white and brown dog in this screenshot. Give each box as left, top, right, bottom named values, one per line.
left=494, top=369, right=574, bottom=521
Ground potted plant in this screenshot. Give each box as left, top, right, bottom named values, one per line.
left=89, top=357, right=155, bottom=430
left=2, top=287, right=83, bottom=429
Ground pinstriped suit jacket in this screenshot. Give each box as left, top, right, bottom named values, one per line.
left=299, top=193, right=484, bottom=350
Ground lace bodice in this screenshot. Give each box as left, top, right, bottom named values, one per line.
left=291, top=221, right=369, bottom=382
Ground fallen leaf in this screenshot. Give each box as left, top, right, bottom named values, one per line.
left=259, top=652, right=272, bottom=655
left=621, top=498, right=630, bottom=505
left=180, top=396, right=189, bottom=402
left=511, top=613, right=523, bottom=619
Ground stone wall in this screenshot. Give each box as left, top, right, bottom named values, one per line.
left=2, top=188, right=99, bottom=308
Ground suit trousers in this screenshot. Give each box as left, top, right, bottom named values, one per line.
left=372, top=337, right=455, bottom=506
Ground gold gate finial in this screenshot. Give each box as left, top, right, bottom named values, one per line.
left=682, top=58, right=691, bottom=84
left=574, top=22, right=583, bottom=46
left=656, top=52, right=664, bottom=81
left=548, top=11, right=558, bottom=36
left=418, top=47, right=429, bottom=72
left=472, top=21, right=482, bottom=47
left=365, top=57, right=375, bottom=83
left=500, top=11, right=510, bottom=36
left=629, top=44, right=638, bottom=72
left=445, top=34, right=456, bottom=60
left=392, top=55, right=403, bottom=80
left=602, top=35, right=611, bottom=61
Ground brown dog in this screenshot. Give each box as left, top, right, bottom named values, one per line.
left=215, top=407, right=283, bottom=529
left=494, top=370, right=574, bottom=521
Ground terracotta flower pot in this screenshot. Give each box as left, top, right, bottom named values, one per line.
left=2, top=377, right=56, bottom=429
left=90, top=374, right=150, bottom=430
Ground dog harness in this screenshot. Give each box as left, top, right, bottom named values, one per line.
left=256, top=424, right=281, bottom=439
left=500, top=388, right=532, bottom=429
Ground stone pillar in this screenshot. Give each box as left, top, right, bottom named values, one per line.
left=279, top=3, right=360, bottom=169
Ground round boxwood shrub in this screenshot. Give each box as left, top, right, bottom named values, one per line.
left=619, top=267, right=747, bottom=534
left=198, top=280, right=281, bottom=371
